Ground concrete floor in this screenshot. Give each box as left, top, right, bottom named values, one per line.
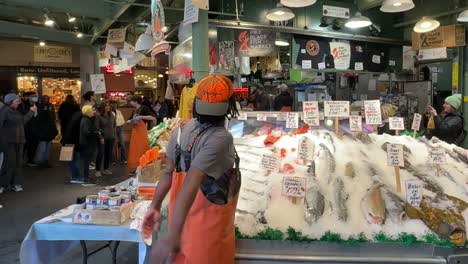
left=0, top=145, right=140, bottom=264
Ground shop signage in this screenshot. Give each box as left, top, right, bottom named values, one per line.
left=261, top=154, right=278, bottom=171
left=411, top=113, right=422, bottom=131
left=405, top=180, right=422, bottom=207
left=349, top=115, right=362, bottom=132
left=417, top=47, right=447, bottom=61
left=184, top=0, right=199, bottom=24
left=429, top=148, right=447, bottom=165
left=412, top=24, right=465, bottom=50
left=107, top=28, right=127, bottom=44
left=322, top=5, right=350, bottom=19
left=387, top=144, right=404, bottom=167
left=303, top=101, right=319, bottom=126
left=324, top=101, right=350, bottom=118
left=282, top=176, right=306, bottom=198
left=389, top=117, right=405, bottom=131
left=286, top=112, right=300, bottom=129
left=236, top=30, right=276, bottom=57
left=33, top=45, right=72, bottom=63
left=364, top=100, right=382, bottom=125
left=90, top=74, right=106, bottom=94
left=329, top=42, right=351, bottom=70
left=18, top=66, right=79, bottom=75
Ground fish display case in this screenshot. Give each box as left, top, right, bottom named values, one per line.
left=229, top=111, right=468, bottom=263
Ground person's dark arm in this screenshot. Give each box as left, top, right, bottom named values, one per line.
left=434, top=116, right=463, bottom=135
left=150, top=161, right=174, bottom=210
left=7, top=110, right=34, bottom=125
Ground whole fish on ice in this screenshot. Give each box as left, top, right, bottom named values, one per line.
left=361, top=184, right=386, bottom=225
left=330, top=177, right=348, bottom=221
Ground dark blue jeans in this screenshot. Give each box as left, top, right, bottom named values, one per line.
left=81, top=146, right=94, bottom=180
left=116, top=126, right=127, bottom=162
left=69, top=149, right=81, bottom=180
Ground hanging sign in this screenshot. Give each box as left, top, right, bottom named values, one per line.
left=402, top=46, right=416, bottom=72
left=364, top=100, right=382, bottom=125
left=90, top=74, right=106, bottom=94
left=183, top=0, right=199, bottom=25
left=282, top=176, right=307, bottom=198
left=107, top=28, right=126, bottom=44
left=324, top=101, right=350, bottom=118
left=411, top=113, right=422, bottom=131
left=329, top=42, right=351, bottom=70
left=387, top=144, right=404, bottom=167
left=303, top=101, right=320, bottom=126
left=405, top=180, right=423, bottom=207
left=105, top=44, right=118, bottom=56
left=322, top=5, right=350, bottom=18
left=349, top=115, right=362, bottom=132
left=237, top=112, right=247, bottom=121
left=261, top=154, right=279, bottom=171
left=257, top=113, right=267, bottom=121
left=236, top=30, right=276, bottom=57
left=389, top=117, right=405, bottom=131
left=33, top=45, right=72, bottom=63
left=192, top=0, right=209, bottom=10
left=429, top=148, right=447, bottom=165
left=412, top=24, right=465, bottom=50
left=286, top=112, right=300, bottom=129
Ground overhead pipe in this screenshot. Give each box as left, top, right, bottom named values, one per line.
left=209, top=19, right=409, bottom=46
left=393, top=7, right=467, bottom=28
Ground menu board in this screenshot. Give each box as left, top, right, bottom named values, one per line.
left=389, top=117, right=405, bottom=131
left=303, top=101, right=320, bottom=126
left=324, top=101, right=350, bottom=118
left=364, top=100, right=382, bottom=125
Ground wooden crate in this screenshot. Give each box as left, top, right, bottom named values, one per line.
left=73, top=202, right=134, bottom=226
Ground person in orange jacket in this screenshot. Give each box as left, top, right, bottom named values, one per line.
left=142, top=76, right=241, bottom=264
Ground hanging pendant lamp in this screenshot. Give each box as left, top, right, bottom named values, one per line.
left=380, top=0, right=415, bottom=13
left=457, top=9, right=468, bottom=22
left=280, top=0, right=317, bottom=8
left=345, top=12, right=372, bottom=29
left=413, top=17, right=440, bottom=33
left=266, top=5, right=295, bottom=21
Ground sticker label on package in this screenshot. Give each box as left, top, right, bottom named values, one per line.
left=282, top=176, right=306, bottom=198
left=405, top=180, right=422, bottom=207
left=260, top=154, right=278, bottom=171
left=387, top=144, right=404, bottom=167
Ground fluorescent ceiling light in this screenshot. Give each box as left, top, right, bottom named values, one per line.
left=39, top=41, right=46, bottom=46
left=67, top=13, right=76, bottom=23
left=135, top=26, right=153, bottom=52
left=413, top=17, right=440, bottom=33
left=44, top=14, right=54, bottom=26
left=76, top=32, right=83, bottom=38
left=380, top=0, right=415, bottom=13
left=345, top=13, right=372, bottom=28
left=158, top=74, right=164, bottom=77
left=275, top=39, right=290, bottom=46
left=457, top=9, right=468, bottom=22
left=266, top=7, right=295, bottom=21
left=280, top=0, right=317, bottom=8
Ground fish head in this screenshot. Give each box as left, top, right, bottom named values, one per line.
left=448, top=230, right=466, bottom=247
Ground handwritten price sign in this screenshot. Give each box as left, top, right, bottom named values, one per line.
left=286, top=112, right=299, bottom=129
left=303, top=101, right=320, bottom=126
left=389, top=117, right=405, bottom=131
left=282, top=176, right=306, bottom=198
left=364, top=100, right=382, bottom=125
left=257, top=113, right=267, bottom=121
left=324, top=101, right=350, bottom=118
left=237, top=112, right=247, bottom=120
left=430, top=148, right=447, bottom=165
left=349, top=115, right=362, bottom=132
left=260, top=154, right=279, bottom=171
left=405, top=180, right=422, bottom=207
left=387, top=144, right=404, bottom=167
left=411, top=113, right=422, bottom=131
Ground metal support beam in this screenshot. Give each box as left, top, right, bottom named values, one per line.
left=0, top=20, right=90, bottom=45
left=192, top=9, right=209, bottom=80
left=90, top=0, right=136, bottom=43
left=209, top=19, right=409, bottom=46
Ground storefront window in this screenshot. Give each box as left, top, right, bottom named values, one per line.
left=17, top=76, right=38, bottom=94
left=42, top=78, right=81, bottom=107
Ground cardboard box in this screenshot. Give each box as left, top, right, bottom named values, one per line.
left=139, top=160, right=162, bottom=183
left=73, top=202, right=134, bottom=226
left=412, top=24, right=465, bottom=50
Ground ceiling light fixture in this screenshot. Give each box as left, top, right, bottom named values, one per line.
left=266, top=6, right=295, bottom=21
left=380, top=0, right=415, bottom=13
left=158, top=74, right=164, bottom=78
left=67, top=13, right=76, bottom=23
left=457, top=9, right=468, bottom=22
left=280, top=0, right=317, bottom=8
left=39, top=41, right=46, bottom=46
left=275, top=39, right=290, bottom=46
left=44, top=14, right=54, bottom=26
left=413, top=16, right=440, bottom=33
left=345, top=12, right=372, bottom=28
left=76, top=32, right=83, bottom=38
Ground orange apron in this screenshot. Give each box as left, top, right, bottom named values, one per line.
left=127, top=120, right=150, bottom=171
left=168, top=171, right=238, bottom=264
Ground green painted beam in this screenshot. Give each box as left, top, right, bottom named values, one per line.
left=0, top=20, right=90, bottom=45
left=90, top=0, right=136, bottom=43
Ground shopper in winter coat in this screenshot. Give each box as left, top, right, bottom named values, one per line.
left=63, top=110, right=83, bottom=183
left=427, top=94, right=465, bottom=145
left=0, top=93, right=37, bottom=193
left=58, top=95, right=80, bottom=145
left=95, top=101, right=116, bottom=177
left=36, top=95, right=58, bottom=167
left=111, top=101, right=127, bottom=164
left=82, top=91, right=96, bottom=107
left=273, top=84, right=293, bottom=112
left=80, top=105, right=102, bottom=185
left=19, top=92, right=39, bottom=167
left=154, top=96, right=169, bottom=124
left=252, top=87, right=270, bottom=111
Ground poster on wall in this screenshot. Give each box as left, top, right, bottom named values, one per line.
left=295, top=36, right=330, bottom=69
left=33, top=45, right=72, bottom=63
left=236, top=30, right=276, bottom=57
left=329, top=42, right=350, bottom=70
left=219, top=41, right=235, bottom=71
left=402, top=46, right=416, bottom=72
left=90, top=74, right=106, bottom=94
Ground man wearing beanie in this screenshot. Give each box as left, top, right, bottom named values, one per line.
left=0, top=93, right=37, bottom=193
left=143, top=76, right=240, bottom=264
left=427, top=94, right=465, bottom=145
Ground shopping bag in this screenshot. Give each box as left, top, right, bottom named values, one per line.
left=59, top=145, right=74, bottom=161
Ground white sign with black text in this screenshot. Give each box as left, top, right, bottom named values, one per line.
left=387, top=144, right=405, bottom=167
left=349, top=115, right=362, bottom=132
left=389, top=117, right=405, bottom=131
left=364, top=100, right=382, bottom=125
left=405, top=180, right=422, bottom=207
left=324, top=101, right=350, bottom=118
left=282, top=176, right=306, bottom=198
left=303, top=101, right=320, bottom=126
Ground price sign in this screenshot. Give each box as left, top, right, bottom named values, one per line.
left=411, top=113, right=422, bottom=131
left=349, top=115, right=362, bottom=132
left=430, top=148, right=447, bottom=165
left=364, top=100, right=382, bottom=125
left=257, top=113, right=267, bottom=121
left=318, top=62, right=326, bottom=70
left=319, top=111, right=325, bottom=120
left=282, top=176, right=306, bottom=198
left=405, top=180, right=422, bottom=207
left=355, top=62, right=364, bottom=71
left=298, top=136, right=314, bottom=161
left=286, top=112, right=299, bottom=129
left=389, top=117, right=405, bottom=131
left=276, top=113, right=287, bottom=121
left=324, top=101, right=350, bottom=118
left=237, top=112, right=248, bottom=120
left=302, top=60, right=312, bottom=69
left=387, top=144, right=404, bottom=167
left=260, top=154, right=278, bottom=171
left=303, top=101, right=320, bottom=126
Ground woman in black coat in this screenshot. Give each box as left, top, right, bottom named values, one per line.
left=36, top=96, right=58, bottom=167
left=58, top=95, right=80, bottom=145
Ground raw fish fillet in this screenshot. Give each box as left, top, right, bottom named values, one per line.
left=361, top=184, right=385, bottom=225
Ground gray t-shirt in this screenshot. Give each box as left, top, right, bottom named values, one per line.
left=167, top=119, right=235, bottom=179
